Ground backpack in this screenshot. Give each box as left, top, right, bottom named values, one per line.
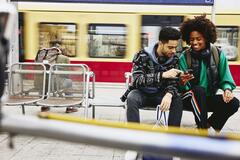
left=35, top=48, right=48, bottom=62
left=185, top=44, right=220, bottom=68
left=34, top=47, right=62, bottom=91
left=35, top=47, right=61, bottom=63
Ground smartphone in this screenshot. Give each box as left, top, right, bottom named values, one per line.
left=184, top=69, right=193, bottom=74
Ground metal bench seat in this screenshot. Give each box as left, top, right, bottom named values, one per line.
left=37, top=97, right=82, bottom=107
left=5, top=95, right=42, bottom=104
left=4, top=62, right=47, bottom=114
left=36, top=64, right=95, bottom=118
left=124, top=72, right=168, bottom=126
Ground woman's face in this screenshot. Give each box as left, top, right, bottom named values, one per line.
left=189, top=31, right=207, bottom=52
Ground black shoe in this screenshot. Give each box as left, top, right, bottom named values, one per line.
left=41, top=106, right=50, bottom=112
left=66, top=107, right=78, bottom=113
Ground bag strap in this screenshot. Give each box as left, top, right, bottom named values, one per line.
left=210, top=44, right=220, bottom=67
left=35, top=48, right=48, bottom=62
left=185, top=48, right=192, bottom=68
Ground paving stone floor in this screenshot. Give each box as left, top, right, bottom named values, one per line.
left=0, top=84, right=239, bottom=160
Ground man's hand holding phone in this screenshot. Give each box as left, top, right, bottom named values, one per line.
left=179, top=69, right=194, bottom=86
left=162, top=68, right=183, bottom=79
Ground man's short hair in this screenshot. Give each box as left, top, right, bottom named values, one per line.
left=158, top=27, right=181, bottom=43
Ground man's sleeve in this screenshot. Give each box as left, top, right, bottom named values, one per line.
left=164, top=56, right=179, bottom=96
left=131, top=52, right=163, bottom=88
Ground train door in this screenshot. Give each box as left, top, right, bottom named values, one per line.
left=141, top=15, right=184, bottom=54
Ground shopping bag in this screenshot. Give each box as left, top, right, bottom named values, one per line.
left=154, top=105, right=168, bottom=128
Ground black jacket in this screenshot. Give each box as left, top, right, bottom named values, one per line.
left=120, top=44, right=180, bottom=102
left=132, top=47, right=180, bottom=96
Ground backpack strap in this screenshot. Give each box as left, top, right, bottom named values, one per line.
left=35, top=48, right=48, bottom=62
left=185, top=48, right=192, bottom=68
left=185, top=45, right=219, bottom=68
left=210, top=44, right=220, bottom=67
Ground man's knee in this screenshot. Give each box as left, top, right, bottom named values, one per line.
left=126, top=90, right=142, bottom=108
left=126, top=90, right=142, bottom=122
left=172, top=95, right=182, bottom=103
left=171, top=95, right=183, bottom=110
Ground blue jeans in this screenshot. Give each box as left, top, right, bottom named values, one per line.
left=126, top=89, right=183, bottom=127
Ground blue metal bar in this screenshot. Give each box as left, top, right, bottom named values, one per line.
left=10, top=0, right=214, bottom=5
left=1, top=113, right=240, bottom=160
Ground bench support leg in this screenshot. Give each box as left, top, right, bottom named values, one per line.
left=92, top=105, right=95, bottom=119
left=21, top=105, right=25, bottom=115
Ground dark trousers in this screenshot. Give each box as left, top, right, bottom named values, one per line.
left=182, top=86, right=239, bottom=131
left=126, top=89, right=183, bottom=127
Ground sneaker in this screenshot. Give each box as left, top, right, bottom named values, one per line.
left=125, top=150, right=138, bottom=160
left=65, top=107, right=78, bottom=113
left=41, top=106, right=50, bottom=112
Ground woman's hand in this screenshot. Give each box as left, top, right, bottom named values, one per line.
left=223, top=89, right=234, bottom=103
left=179, top=73, right=194, bottom=86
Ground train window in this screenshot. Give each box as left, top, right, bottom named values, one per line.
left=38, top=23, right=77, bottom=57
left=215, top=27, right=239, bottom=61
left=88, top=24, right=126, bottom=58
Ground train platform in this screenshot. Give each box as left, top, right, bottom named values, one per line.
left=0, top=83, right=240, bottom=160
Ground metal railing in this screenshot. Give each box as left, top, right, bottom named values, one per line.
left=0, top=112, right=240, bottom=160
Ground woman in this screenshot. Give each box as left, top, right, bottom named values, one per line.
left=179, top=15, right=239, bottom=132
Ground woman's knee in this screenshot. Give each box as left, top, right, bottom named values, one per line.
left=228, top=97, right=239, bottom=113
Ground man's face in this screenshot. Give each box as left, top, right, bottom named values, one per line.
left=157, top=40, right=178, bottom=58
left=189, top=31, right=206, bottom=52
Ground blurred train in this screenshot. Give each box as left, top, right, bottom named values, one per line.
left=13, top=0, right=240, bottom=84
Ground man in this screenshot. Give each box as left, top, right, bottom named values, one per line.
left=126, top=27, right=183, bottom=126
left=36, top=46, right=78, bottom=113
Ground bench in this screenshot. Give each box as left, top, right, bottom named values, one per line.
left=124, top=72, right=168, bottom=125
left=37, top=63, right=95, bottom=118
left=4, top=62, right=47, bottom=114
